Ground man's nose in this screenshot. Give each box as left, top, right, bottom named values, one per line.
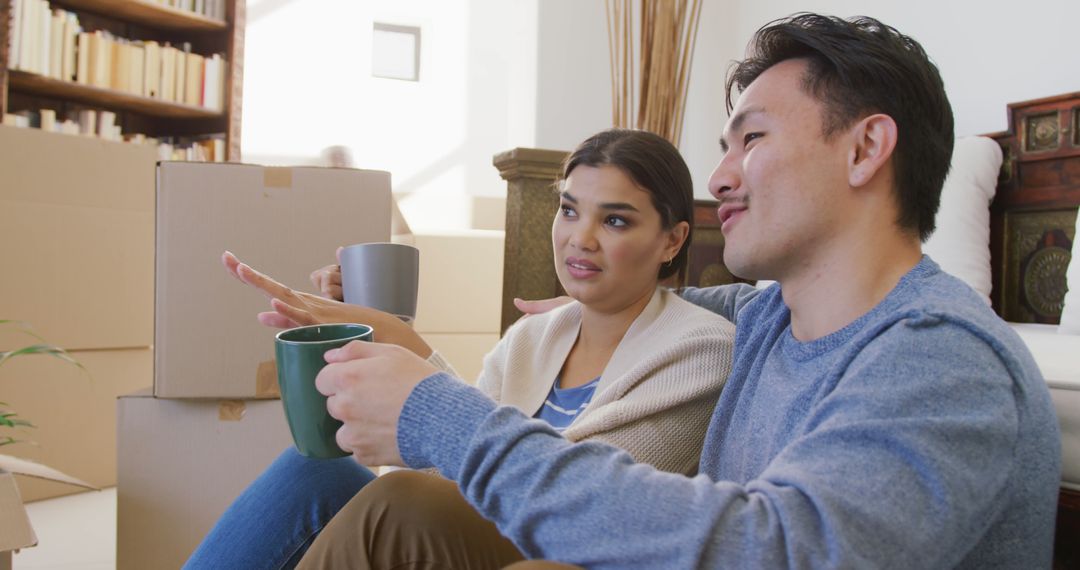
left=707, top=153, right=740, bottom=199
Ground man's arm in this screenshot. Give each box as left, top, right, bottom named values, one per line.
left=398, top=323, right=1021, bottom=569
left=678, top=283, right=762, bottom=324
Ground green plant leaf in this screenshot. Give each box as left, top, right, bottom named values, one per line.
left=0, top=320, right=47, bottom=343
left=0, top=343, right=86, bottom=370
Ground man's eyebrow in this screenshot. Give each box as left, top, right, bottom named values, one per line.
left=719, top=106, right=766, bottom=153
left=560, top=191, right=639, bottom=212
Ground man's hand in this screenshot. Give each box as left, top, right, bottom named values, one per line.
left=316, top=341, right=439, bottom=466
left=513, top=296, right=573, bottom=316
left=309, top=246, right=344, bottom=301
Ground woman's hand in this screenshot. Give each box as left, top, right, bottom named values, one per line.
left=221, top=251, right=433, bottom=358
left=309, top=246, right=344, bottom=301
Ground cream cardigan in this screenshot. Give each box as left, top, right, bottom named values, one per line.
left=430, top=288, right=735, bottom=475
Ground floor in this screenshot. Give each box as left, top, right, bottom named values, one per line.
left=14, top=488, right=116, bottom=570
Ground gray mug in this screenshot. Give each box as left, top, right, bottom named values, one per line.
left=340, top=243, right=419, bottom=322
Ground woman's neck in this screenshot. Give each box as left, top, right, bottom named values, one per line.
left=577, top=287, right=656, bottom=352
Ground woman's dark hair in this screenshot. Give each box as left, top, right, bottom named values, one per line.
left=727, top=13, right=954, bottom=241
left=560, top=128, right=694, bottom=284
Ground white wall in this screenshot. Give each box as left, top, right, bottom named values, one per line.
left=241, top=0, right=539, bottom=230
left=242, top=1, right=1077, bottom=229
left=533, top=0, right=733, bottom=200
left=731, top=0, right=1080, bottom=136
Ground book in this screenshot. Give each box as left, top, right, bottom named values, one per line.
left=75, top=31, right=89, bottom=84
left=173, top=45, right=187, bottom=105
left=10, top=0, right=22, bottom=73
left=48, top=9, right=63, bottom=79
left=143, top=41, right=161, bottom=98
left=184, top=51, right=203, bottom=106
left=160, top=44, right=178, bottom=102
left=129, top=42, right=145, bottom=96
left=39, top=108, right=56, bottom=131
left=61, top=12, right=78, bottom=81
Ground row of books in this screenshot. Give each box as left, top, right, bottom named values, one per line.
left=7, top=0, right=227, bottom=111
left=3, top=108, right=226, bottom=162
left=155, top=0, right=228, bottom=21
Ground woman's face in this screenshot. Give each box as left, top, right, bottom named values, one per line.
left=552, top=164, right=688, bottom=314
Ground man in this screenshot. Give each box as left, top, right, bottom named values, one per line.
left=301, top=13, right=1060, bottom=568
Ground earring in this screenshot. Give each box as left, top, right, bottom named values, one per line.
left=664, top=257, right=674, bottom=268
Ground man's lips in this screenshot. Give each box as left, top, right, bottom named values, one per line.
left=717, top=202, right=747, bottom=231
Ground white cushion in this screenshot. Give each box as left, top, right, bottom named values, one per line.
left=923, top=136, right=1002, bottom=305
left=1061, top=212, right=1080, bottom=334
left=1009, top=323, right=1080, bottom=488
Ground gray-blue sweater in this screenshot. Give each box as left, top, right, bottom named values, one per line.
left=398, top=257, right=1060, bottom=568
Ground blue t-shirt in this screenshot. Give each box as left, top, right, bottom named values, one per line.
left=397, top=256, right=1060, bottom=568
left=533, top=377, right=600, bottom=431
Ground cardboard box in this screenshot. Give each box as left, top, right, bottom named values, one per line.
left=0, top=455, right=94, bottom=569
left=2, top=348, right=151, bottom=502
left=116, top=390, right=294, bottom=570
left=404, top=230, right=505, bottom=335
left=154, top=163, right=391, bottom=399
left=0, top=125, right=156, bottom=351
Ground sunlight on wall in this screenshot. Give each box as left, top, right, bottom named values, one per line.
left=241, top=0, right=537, bottom=231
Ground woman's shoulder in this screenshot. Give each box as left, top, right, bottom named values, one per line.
left=655, top=288, right=736, bottom=334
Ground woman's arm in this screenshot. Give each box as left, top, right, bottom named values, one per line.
left=221, top=251, right=433, bottom=358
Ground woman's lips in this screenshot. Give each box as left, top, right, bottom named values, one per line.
left=566, top=257, right=601, bottom=279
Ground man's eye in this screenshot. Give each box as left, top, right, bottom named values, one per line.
left=744, top=132, right=763, bottom=146
left=560, top=205, right=577, bottom=218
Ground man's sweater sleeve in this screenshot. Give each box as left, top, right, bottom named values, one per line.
left=678, top=283, right=762, bottom=324
left=397, top=319, right=1021, bottom=569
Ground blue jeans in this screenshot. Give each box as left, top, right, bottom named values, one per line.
left=184, top=447, right=377, bottom=569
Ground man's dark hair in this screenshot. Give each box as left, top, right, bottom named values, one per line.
left=727, top=13, right=954, bottom=241
left=561, top=128, right=694, bottom=284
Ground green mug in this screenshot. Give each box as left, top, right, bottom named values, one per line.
left=274, top=323, right=374, bottom=458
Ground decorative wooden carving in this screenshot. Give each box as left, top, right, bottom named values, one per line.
left=1003, top=210, right=1076, bottom=322
left=494, top=147, right=567, bottom=334
left=988, top=91, right=1080, bottom=324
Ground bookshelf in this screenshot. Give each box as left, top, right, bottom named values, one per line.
left=0, top=0, right=244, bottom=160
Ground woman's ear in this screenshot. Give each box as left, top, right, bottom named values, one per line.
left=848, top=113, right=897, bottom=188
left=665, top=221, right=691, bottom=260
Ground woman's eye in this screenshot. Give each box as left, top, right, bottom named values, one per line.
left=744, top=132, right=763, bottom=147
left=605, top=216, right=628, bottom=228
left=560, top=205, right=577, bottom=218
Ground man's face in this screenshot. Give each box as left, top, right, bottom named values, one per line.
left=708, top=59, right=853, bottom=282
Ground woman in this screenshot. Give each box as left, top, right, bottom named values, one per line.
left=185, top=129, right=735, bottom=569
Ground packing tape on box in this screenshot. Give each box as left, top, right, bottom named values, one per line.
left=256, top=360, right=281, bottom=398
left=218, top=400, right=246, bottom=421
left=263, top=167, right=293, bottom=189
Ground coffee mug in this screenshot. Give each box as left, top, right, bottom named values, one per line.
left=340, top=242, right=419, bottom=322
left=275, top=323, right=373, bottom=458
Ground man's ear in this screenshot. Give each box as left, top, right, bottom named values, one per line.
left=848, top=114, right=897, bottom=188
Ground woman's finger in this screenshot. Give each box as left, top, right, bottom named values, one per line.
left=236, top=262, right=298, bottom=301
left=272, top=298, right=318, bottom=326
left=257, top=311, right=297, bottom=329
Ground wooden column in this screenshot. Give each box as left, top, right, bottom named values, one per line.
left=493, top=147, right=568, bottom=334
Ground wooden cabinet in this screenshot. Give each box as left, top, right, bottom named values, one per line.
left=0, top=0, right=244, bottom=160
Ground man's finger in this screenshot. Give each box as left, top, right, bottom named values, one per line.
left=324, top=339, right=397, bottom=363
left=513, top=296, right=573, bottom=315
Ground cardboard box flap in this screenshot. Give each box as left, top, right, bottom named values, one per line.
left=0, top=454, right=96, bottom=489
left=0, top=471, right=36, bottom=551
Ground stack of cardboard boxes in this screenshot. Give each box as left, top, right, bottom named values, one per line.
left=116, top=162, right=392, bottom=569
